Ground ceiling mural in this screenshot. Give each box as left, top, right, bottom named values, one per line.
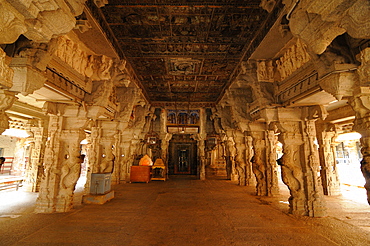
left=88, top=0, right=283, bottom=104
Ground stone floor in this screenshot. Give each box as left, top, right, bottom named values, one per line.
left=0, top=175, right=370, bottom=246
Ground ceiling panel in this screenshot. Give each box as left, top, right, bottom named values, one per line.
left=89, top=0, right=282, bottom=103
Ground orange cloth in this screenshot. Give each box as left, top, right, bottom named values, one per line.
left=139, top=154, right=153, bottom=166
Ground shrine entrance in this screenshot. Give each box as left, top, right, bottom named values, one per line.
left=168, top=135, right=197, bottom=175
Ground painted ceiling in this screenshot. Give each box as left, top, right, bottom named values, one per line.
left=88, top=0, right=282, bottom=104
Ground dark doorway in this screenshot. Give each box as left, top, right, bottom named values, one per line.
left=168, top=135, right=197, bottom=175
left=175, top=145, right=191, bottom=174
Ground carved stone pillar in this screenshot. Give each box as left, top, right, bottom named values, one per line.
left=119, top=141, right=131, bottom=182
left=35, top=113, right=86, bottom=213
left=277, top=125, right=306, bottom=215
left=55, top=130, right=85, bottom=212
left=225, top=134, right=237, bottom=182
left=198, top=139, right=206, bottom=180
left=302, top=115, right=327, bottom=217
left=349, top=47, right=370, bottom=204
left=234, top=130, right=247, bottom=186
left=350, top=93, right=370, bottom=205
left=316, top=122, right=341, bottom=196
left=23, top=120, right=46, bottom=192
left=197, top=108, right=207, bottom=180
left=35, top=115, right=62, bottom=213
left=111, top=130, right=121, bottom=185
left=266, top=124, right=279, bottom=196
left=277, top=106, right=327, bottom=217
left=88, top=121, right=118, bottom=175
left=250, top=130, right=268, bottom=196
left=244, top=134, right=256, bottom=186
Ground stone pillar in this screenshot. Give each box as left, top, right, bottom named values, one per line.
left=234, top=130, right=247, bottom=186
left=23, top=120, right=47, bottom=192
left=249, top=121, right=279, bottom=196
left=277, top=106, right=327, bottom=217
left=266, top=124, right=279, bottom=196
left=225, top=134, right=237, bottom=182
left=55, top=130, right=85, bottom=212
left=197, top=108, right=207, bottom=180
left=250, top=130, right=267, bottom=196
left=86, top=121, right=118, bottom=182
left=198, top=139, right=206, bottom=180
left=349, top=47, right=370, bottom=205
left=35, top=113, right=86, bottom=213
left=244, top=134, right=256, bottom=186
left=316, top=122, right=341, bottom=196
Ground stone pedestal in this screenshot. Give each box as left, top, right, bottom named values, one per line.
left=82, top=190, right=115, bottom=205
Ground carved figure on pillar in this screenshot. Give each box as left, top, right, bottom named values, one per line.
left=251, top=135, right=268, bottom=196
left=244, top=135, right=256, bottom=186
left=57, top=141, right=83, bottom=212
left=316, top=122, right=341, bottom=196
left=266, top=127, right=279, bottom=196
left=234, top=132, right=247, bottom=186
left=100, top=145, right=115, bottom=173
left=276, top=143, right=305, bottom=215
left=225, top=136, right=238, bottom=181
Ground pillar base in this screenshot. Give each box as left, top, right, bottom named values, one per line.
left=82, top=190, right=115, bottom=205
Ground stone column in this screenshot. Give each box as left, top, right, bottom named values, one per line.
left=349, top=47, right=370, bottom=205
left=244, top=134, right=256, bottom=186
left=197, top=108, right=207, bottom=180
left=55, top=129, right=85, bottom=212
left=234, top=130, right=247, bottom=186
left=23, top=120, right=47, bottom=192
left=277, top=125, right=306, bottom=215
left=250, top=130, right=267, bottom=196
left=198, top=138, right=206, bottom=180
left=249, top=121, right=279, bottom=196
left=225, top=134, right=237, bottom=182
left=277, top=106, right=327, bottom=217
left=316, top=122, right=341, bottom=196
left=35, top=106, right=87, bottom=213
left=266, top=125, right=279, bottom=196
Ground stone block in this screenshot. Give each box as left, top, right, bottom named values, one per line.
left=82, top=190, right=114, bottom=205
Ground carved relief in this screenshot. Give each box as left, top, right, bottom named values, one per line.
left=0, top=47, right=14, bottom=88
left=275, top=39, right=311, bottom=81
left=266, top=125, right=279, bottom=196
left=23, top=121, right=46, bottom=192
left=316, top=123, right=341, bottom=196
left=100, top=144, right=115, bottom=173
left=55, top=36, right=90, bottom=76
left=276, top=127, right=306, bottom=215
left=277, top=111, right=327, bottom=217
left=257, top=60, right=274, bottom=82
left=251, top=137, right=267, bottom=196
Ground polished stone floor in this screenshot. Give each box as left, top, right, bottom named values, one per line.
left=0, top=175, right=370, bottom=246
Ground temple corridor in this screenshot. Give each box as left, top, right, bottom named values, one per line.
left=1, top=177, right=370, bottom=246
